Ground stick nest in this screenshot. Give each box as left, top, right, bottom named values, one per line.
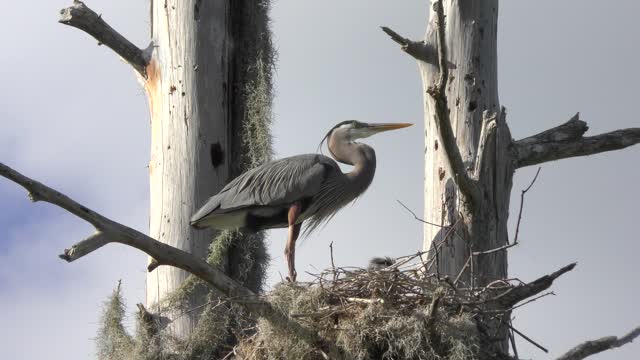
left=235, top=253, right=520, bottom=360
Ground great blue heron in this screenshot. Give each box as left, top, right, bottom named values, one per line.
left=190, top=120, right=412, bottom=281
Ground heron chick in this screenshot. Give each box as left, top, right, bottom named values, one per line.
left=190, top=121, right=412, bottom=281
left=368, top=256, right=396, bottom=271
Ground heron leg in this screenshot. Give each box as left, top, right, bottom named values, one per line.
left=285, top=202, right=302, bottom=282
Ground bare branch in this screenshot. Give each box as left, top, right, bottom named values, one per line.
left=472, top=242, right=517, bottom=257
left=59, top=231, right=111, bottom=260
left=496, top=263, right=576, bottom=307
left=0, top=162, right=342, bottom=357
left=556, top=326, right=640, bottom=360
left=501, top=319, right=549, bottom=353
left=515, top=113, right=640, bottom=168
left=59, top=1, right=149, bottom=77
left=380, top=26, right=437, bottom=64
left=517, top=113, right=588, bottom=146
left=396, top=199, right=446, bottom=228
left=0, top=161, right=112, bottom=229
left=453, top=256, right=471, bottom=285
left=427, top=0, right=481, bottom=204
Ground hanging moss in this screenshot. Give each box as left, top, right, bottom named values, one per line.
left=96, top=282, right=135, bottom=360
left=97, top=257, right=524, bottom=360
left=220, top=0, right=276, bottom=296
left=231, top=0, right=275, bottom=173
left=157, top=0, right=276, bottom=320
left=235, top=284, right=482, bottom=360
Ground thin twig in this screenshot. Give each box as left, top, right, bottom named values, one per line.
left=509, top=321, right=520, bottom=360
left=329, top=241, right=337, bottom=282
left=513, top=167, right=542, bottom=245
left=501, top=319, right=548, bottom=353
left=396, top=200, right=446, bottom=228
left=510, top=291, right=554, bottom=311
left=171, top=298, right=227, bottom=321
left=453, top=256, right=471, bottom=285
left=473, top=242, right=519, bottom=256
left=469, top=244, right=475, bottom=289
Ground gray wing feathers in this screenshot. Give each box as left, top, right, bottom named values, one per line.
left=231, top=155, right=328, bottom=206
left=302, top=173, right=354, bottom=236
left=190, top=154, right=334, bottom=225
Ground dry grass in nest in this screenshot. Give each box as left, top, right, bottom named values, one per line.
left=233, top=251, right=525, bottom=360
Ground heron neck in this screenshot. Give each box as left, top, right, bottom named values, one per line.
left=330, top=141, right=377, bottom=192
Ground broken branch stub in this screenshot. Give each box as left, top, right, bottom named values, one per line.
left=59, top=1, right=149, bottom=77
left=515, top=113, right=640, bottom=168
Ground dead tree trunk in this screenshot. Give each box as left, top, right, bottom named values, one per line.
left=144, top=0, right=232, bottom=337
left=419, top=0, right=509, bottom=285
left=59, top=0, right=274, bottom=339
left=385, top=0, right=640, bottom=355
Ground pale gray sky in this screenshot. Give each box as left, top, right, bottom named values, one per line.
left=0, top=1, right=638, bottom=359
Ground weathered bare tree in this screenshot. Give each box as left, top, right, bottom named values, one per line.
left=55, top=0, right=274, bottom=340
left=384, top=0, right=640, bottom=357
left=1, top=0, right=638, bottom=358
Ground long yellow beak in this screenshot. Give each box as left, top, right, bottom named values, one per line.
left=367, top=123, right=414, bottom=132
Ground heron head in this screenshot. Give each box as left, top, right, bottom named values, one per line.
left=321, top=120, right=413, bottom=147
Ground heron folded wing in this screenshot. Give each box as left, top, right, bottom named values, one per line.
left=191, top=154, right=338, bottom=226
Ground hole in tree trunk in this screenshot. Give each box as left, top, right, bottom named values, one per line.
left=210, top=143, right=224, bottom=168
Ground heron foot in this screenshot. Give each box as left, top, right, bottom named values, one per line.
left=284, top=245, right=297, bottom=282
